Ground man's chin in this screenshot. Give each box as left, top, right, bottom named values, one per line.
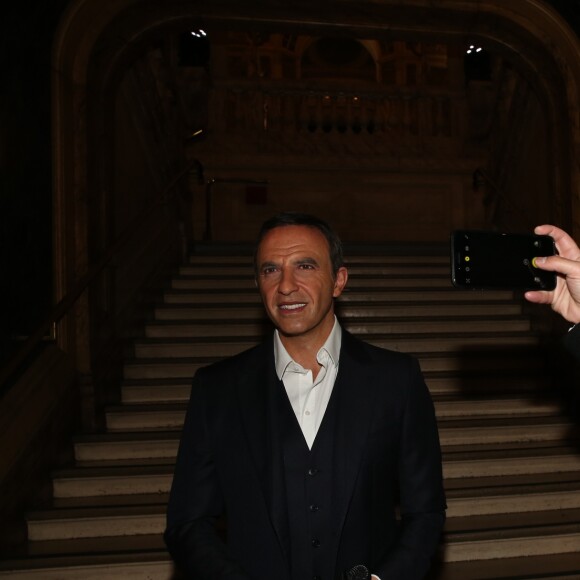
left=277, top=327, right=305, bottom=338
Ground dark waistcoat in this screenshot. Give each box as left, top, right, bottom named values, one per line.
left=275, top=379, right=340, bottom=580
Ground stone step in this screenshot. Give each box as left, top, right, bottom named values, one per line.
left=136, top=334, right=545, bottom=360
left=51, top=466, right=174, bottom=498
left=27, top=505, right=166, bottom=541
left=23, top=490, right=580, bottom=541
left=74, top=433, right=179, bottom=462
left=22, top=533, right=166, bottom=557
left=430, top=552, right=580, bottom=579
left=95, top=404, right=576, bottom=445
left=124, top=358, right=212, bottom=379
left=124, top=362, right=544, bottom=388
left=443, top=451, right=580, bottom=480
left=154, top=301, right=522, bottom=321
left=3, top=552, right=579, bottom=580
left=420, top=352, right=545, bottom=373
left=104, top=404, right=572, bottom=439
left=132, top=333, right=539, bottom=360
left=76, top=403, right=567, bottom=460
left=433, top=397, right=560, bottom=419
left=106, top=397, right=563, bottom=424
left=120, top=379, right=193, bottom=403
left=119, top=372, right=551, bottom=403
left=164, top=288, right=517, bottom=304
left=446, top=489, right=580, bottom=518
left=143, top=317, right=531, bottom=339
left=0, top=553, right=172, bottom=579
left=439, top=422, right=574, bottom=447
left=127, top=349, right=543, bottom=372
left=442, top=525, right=580, bottom=563
left=122, top=366, right=547, bottom=394
left=105, top=407, right=185, bottom=432
left=50, top=448, right=580, bottom=499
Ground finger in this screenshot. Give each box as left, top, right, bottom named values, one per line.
left=534, top=224, right=580, bottom=260
left=532, top=255, right=580, bottom=278
left=524, top=290, right=554, bottom=304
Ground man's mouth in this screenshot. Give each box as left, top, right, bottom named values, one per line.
left=279, top=303, right=306, bottom=311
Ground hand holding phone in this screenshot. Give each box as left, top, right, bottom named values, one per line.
left=524, top=224, right=580, bottom=324
left=451, top=230, right=556, bottom=291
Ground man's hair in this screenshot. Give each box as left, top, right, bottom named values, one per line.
left=254, top=211, right=344, bottom=275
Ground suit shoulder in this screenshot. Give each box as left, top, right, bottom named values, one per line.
left=196, top=341, right=270, bottom=381
left=346, top=332, right=419, bottom=369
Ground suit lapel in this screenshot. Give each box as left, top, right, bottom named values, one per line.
left=332, top=331, right=378, bottom=531
left=236, top=342, right=273, bottom=483
left=236, top=340, right=291, bottom=567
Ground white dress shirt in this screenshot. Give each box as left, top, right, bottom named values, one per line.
left=274, top=318, right=341, bottom=449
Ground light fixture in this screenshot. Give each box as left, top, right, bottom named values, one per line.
left=179, top=29, right=210, bottom=68
left=466, top=45, right=483, bottom=54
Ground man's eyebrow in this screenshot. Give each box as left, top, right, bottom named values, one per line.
left=295, top=257, right=319, bottom=266
left=258, top=260, right=278, bottom=271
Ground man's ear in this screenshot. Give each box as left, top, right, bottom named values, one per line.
left=333, top=266, right=348, bottom=298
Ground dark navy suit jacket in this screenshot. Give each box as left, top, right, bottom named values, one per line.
left=164, top=330, right=446, bottom=579
left=563, top=323, right=580, bottom=359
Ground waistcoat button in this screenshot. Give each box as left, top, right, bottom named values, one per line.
left=311, top=538, right=320, bottom=548
left=307, top=467, right=319, bottom=476
left=309, top=504, right=319, bottom=512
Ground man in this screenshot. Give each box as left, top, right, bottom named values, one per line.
left=164, top=212, right=446, bottom=579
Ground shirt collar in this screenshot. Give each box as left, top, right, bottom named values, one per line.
left=274, top=317, right=342, bottom=380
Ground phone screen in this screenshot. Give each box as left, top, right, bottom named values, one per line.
left=451, top=230, right=556, bottom=290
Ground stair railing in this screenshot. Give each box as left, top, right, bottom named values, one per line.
left=0, top=158, right=202, bottom=394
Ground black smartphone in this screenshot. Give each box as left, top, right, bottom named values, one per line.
left=450, top=230, right=557, bottom=290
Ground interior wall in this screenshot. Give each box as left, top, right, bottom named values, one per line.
left=496, top=97, right=552, bottom=232
left=195, top=165, right=478, bottom=243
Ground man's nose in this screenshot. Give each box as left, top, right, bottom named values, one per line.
left=278, top=268, right=298, bottom=294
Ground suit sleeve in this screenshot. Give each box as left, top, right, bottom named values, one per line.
left=376, top=358, right=446, bottom=579
left=563, top=323, right=580, bottom=362
left=164, top=369, right=251, bottom=579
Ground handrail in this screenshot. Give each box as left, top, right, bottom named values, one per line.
left=0, top=158, right=202, bottom=391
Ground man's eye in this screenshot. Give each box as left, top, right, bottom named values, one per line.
left=262, top=267, right=278, bottom=275
left=298, top=263, right=315, bottom=270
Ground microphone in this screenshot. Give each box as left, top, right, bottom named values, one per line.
left=344, top=564, right=370, bottom=580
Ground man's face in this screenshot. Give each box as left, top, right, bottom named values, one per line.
left=256, top=225, right=348, bottom=345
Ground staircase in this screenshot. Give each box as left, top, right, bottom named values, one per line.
left=2, top=250, right=580, bottom=579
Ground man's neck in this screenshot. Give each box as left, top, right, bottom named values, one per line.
left=278, top=318, right=335, bottom=374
